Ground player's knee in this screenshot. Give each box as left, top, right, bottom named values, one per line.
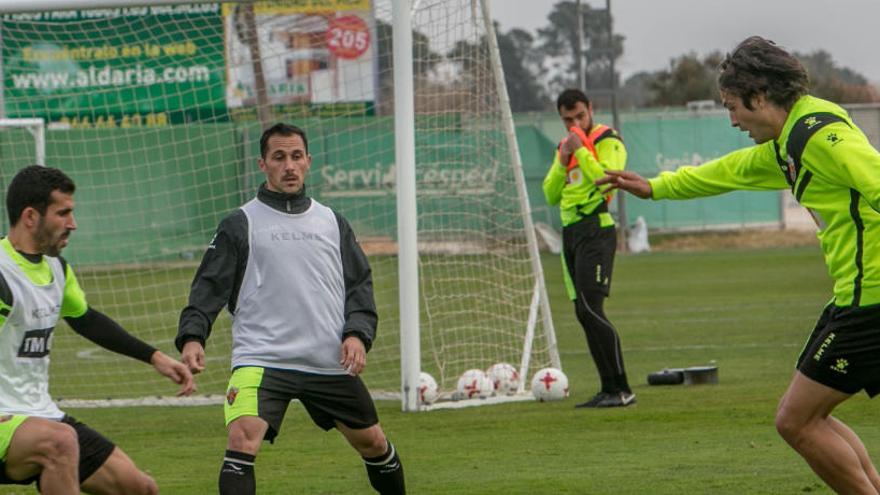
left=39, top=423, right=78, bottom=465
left=227, top=433, right=259, bottom=453
left=367, top=436, right=388, bottom=456
left=774, top=408, right=804, bottom=444
left=140, top=473, right=159, bottom=495
left=227, top=423, right=263, bottom=453
left=355, top=430, right=388, bottom=457
left=118, top=471, right=158, bottom=495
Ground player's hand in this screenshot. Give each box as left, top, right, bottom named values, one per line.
left=181, top=340, right=206, bottom=374
left=340, top=336, right=367, bottom=376
left=595, top=170, right=653, bottom=199
left=556, top=139, right=572, bottom=169
left=151, top=351, right=196, bottom=396
left=562, top=130, right=584, bottom=155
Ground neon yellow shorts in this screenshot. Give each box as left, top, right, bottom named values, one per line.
left=0, top=415, right=29, bottom=461
left=223, top=366, right=379, bottom=443
left=224, top=366, right=264, bottom=427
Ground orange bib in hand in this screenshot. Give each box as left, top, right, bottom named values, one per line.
left=564, top=125, right=609, bottom=172
left=562, top=125, right=612, bottom=203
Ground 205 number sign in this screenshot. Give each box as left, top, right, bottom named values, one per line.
left=326, top=15, right=371, bottom=60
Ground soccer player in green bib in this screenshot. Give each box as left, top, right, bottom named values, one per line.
left=598, top=36, right=880, bottom=494
left=0, top=165, right=195, bottom=494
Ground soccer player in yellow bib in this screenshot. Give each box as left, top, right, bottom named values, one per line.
left=598, top=37, right=880, bottom=494
left=0, top=165, right=195, bottom=494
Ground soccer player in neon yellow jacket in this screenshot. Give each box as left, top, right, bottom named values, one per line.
left=543, top=88, right=635, bottom=409
left=598, top=36, right=880, bottom=494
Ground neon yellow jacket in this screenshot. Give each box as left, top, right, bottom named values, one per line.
left=649, top=95, right=880, bottom=307
left=543, top=124, right=626, bottom=228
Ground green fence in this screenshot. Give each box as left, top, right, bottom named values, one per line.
left=0, top=125, right=242, bottom=265
left=0, top=109, right=784, bottom=266
left=517, top=109, right=782, bottom=232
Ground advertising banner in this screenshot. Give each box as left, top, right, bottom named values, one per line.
left=2, top=4, right=227, bottom=127
left=223, top=0, right=376, bottom=120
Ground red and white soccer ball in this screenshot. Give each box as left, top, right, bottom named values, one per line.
left=456, top=369, right=493, bottom=400
left=418, top=372, right=439, bottom=405
left=487, top=362, right=520, bottom=396
left=531, top=367, right=569, bottom=402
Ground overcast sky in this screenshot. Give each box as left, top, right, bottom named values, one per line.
left=491, top=0, right=880, bottom=84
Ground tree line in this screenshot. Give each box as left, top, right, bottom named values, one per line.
left=496, top=1, right=879, bottom=111
left=370, top=1, right=878, bottom=115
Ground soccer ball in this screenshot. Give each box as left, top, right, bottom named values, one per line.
left=531, top=368, right=569, bottom=402
left=455, top=369, right=493, bottom=400
left=487, top=363, right=520, bottom=396
left=418, top=372, right=438, bottom=405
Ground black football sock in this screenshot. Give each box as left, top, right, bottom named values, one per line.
left=363, top=441, right=405, bottom=494
left=219, top=450, right=256, bottom=495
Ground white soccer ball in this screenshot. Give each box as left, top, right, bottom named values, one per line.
left=487, top=363, right=520, bottom=396
left=418, top=372, right=439, bottom=405
left=531, top=368, right=569, bottom=402
left=456, top=369, right=493, bottom=400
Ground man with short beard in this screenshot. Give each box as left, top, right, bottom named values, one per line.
left=177, top=123, right=406, bottom=495
left=543, top=88, right=635, bottom=408
left=0, top=165, right=195, bottom=494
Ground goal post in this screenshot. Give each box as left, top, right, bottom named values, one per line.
left=391, top=0, right=421, bottom=412
left=0, top=0, right=560, bottom=410
left=0, top=118, right=45, bottom=233
left=481, top=0, right=560, bottom=376
left=0, top=118, right=44, bottom=165
left=391, top=0, right=559, bottom=410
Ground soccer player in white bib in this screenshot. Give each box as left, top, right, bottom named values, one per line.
left=0, top=165, right=195, bottom=494
left=177, top=123, right=405, bottom=494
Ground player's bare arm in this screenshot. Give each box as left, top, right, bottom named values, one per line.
left=181, top=340, right=206, bottom=375
left=341, top=336, right=367, bottom=376
left=150, top=351, right=196, bottom=396
left=596, top=170, right=653, bottom=199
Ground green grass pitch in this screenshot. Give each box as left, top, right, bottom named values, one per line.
left=2, top=245, right=873, bottom=494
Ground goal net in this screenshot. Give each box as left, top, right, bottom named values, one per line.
left=0, top=0, right=558, bottom=408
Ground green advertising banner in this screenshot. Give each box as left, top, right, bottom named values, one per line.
left=2, top=4, right=227, bottom=126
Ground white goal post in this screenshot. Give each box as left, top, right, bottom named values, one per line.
left=0, top=118, right=45, bottom=233
left=0, top=0, right=560, bottom=411
left=0, top=118, right=44, bottom=165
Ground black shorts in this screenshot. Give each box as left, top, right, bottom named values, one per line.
left=797, top=304, right=880, bottom=397
left=224, top=366, right=380, bottom=443
left=0, top=415, right=115, bottom=486
left=562, top=214, right=617, bottom=297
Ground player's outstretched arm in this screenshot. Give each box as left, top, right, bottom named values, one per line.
left=151, top=351, right=196, bottom=396
left=66, top=308, right=196, bottom=396
left=181, top=340, right=206, bottom=375
left=596, top=170, right=653, bottom=199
